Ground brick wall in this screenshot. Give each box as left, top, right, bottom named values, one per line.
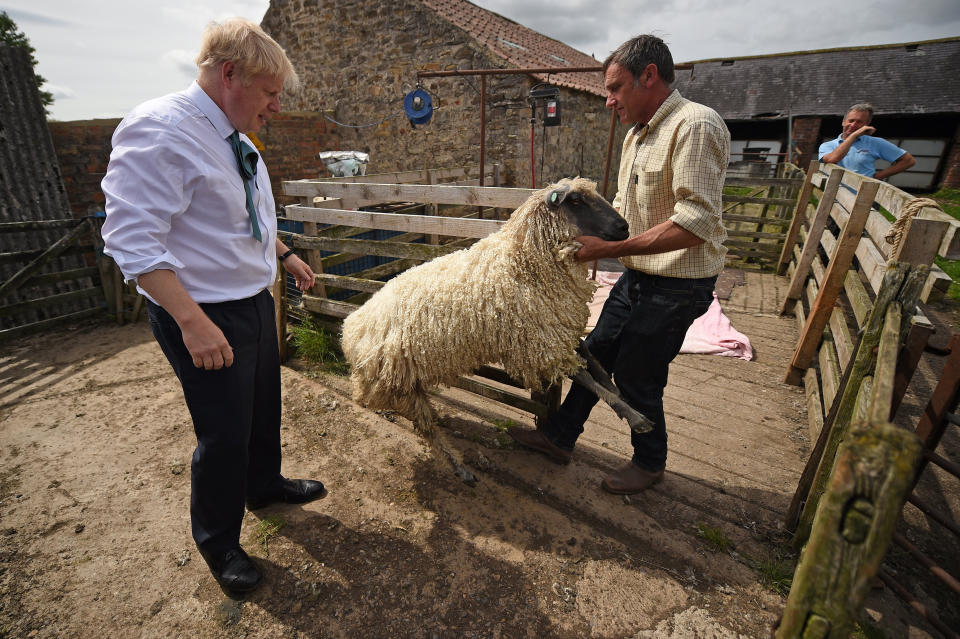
left=48, top=119, right=120, bottom=216
left=261, top=0, right=623, bottom=190
left=791, top=117, right=822, bottom=171
left=48, top=113, right=341, bottom=214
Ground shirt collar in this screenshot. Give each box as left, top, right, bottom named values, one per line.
left=632, top=89, right=684, bottom=140
left=185, top=81, right=236, bottom=138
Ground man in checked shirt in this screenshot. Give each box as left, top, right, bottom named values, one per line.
left=509, top=34, right=730, bottom=494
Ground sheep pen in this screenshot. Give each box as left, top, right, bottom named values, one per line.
left=341, top=177, right=630, bottom=484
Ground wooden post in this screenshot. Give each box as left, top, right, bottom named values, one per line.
left=776, top=423, right=921, bottom=639
left=776, top=159, right=819, bottom=275
left=302, top=196, right=330, bottom=298
left=783, top=180, right=878, bottom=385
left=780, top=167, right=843, bottom=315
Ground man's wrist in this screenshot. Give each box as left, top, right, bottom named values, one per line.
left=279, top=248, right=296, bottom=262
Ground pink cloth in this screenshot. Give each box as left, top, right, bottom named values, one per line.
left=586, top=273, right=753, bottom=361
left=680, top=292, right=753, bottom=360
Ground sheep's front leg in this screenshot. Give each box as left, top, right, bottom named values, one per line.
left=573, top=341, right=654, bottom=434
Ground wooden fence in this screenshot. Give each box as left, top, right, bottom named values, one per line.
left=277, top=167, right=807, bottom=422
left=775, top=160, right=960, bottom=637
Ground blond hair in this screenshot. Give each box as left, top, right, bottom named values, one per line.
left=195, top=18, right=299, bottom=92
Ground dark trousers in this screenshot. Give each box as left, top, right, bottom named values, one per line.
left=147, top=288, right=282, bottom=554
left=546, top=269, right=716, bottom=471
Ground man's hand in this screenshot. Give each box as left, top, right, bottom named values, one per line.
left=180, top=314, right=234, bottom=370
left=853, top=124, right=876, bottom=138
left=574, top=235, right=620, bottom=262
left=282, top=254, right=316, bottom=291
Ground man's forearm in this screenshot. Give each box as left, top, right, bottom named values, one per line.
left=821, top=138, right=855, bottom=165
left=575, top=220, right=704, bottom=262
left=875, top=152, right=916, bottom=180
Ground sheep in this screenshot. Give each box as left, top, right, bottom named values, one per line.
left=340, top=177, right=630, bottom=484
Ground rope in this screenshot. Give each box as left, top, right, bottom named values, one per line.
left=884, top=197, right=944, bottom=254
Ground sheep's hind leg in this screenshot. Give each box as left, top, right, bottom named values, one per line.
left=407, top=391, right=478, bottom=486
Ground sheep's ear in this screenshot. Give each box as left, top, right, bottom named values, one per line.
left=545, top=184, right=571, bottom=209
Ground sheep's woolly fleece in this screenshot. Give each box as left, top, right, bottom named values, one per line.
left=341, top=177, right=602, bottom=413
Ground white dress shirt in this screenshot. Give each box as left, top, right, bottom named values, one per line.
left=102, top=81, right=277, bottom=304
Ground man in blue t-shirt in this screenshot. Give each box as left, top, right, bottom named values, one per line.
left=818, top=103, right=915, bottom=180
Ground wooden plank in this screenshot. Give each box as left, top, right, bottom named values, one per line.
left=723, top=213, right=792, bottom=227
left=0, top=286, right=101, bottom=318
left=0, top=307, right=104, bottom=342
left=776, top=423, right=921, bottom=639
left=784, top=180, right=878, bottom=385
left=300, top=295, right=359, bottom=319
left=892, top=320, right=934, bottom=418
left=296, top=236, right=459, bottom=262
left=891, top=218, right=951, bottom=266
left=829, top=302, right=855, bottom=370
left=818, top=338, right=841, bottom=409
left=724, top=230, right=786, bottom=241
left=780, top=168, right=843, bottom=315
left=844, top=270, right=873, bottom=328
left=285, top=205, right=504, bottom=239
left=282, top=181, right=533, bottom=209
left=804, top=367, right=824, bottom=440
left=725, top=176, right=805, bottom=187
left=25, top=266, right=99, bottom=286
left=315, top=273, right=386, bottom=294
left=722, top=194, right=798, bottom=207
left=0, top=219, right=80, bottom=232
left=870, top=302, right=902, bottom=423
left=451, top=376, right=547, bottom=419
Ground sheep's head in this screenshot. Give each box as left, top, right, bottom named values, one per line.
left=542, top=178, right=629, bottom=247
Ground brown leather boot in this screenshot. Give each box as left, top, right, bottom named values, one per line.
left=507, top=427, right=572, bottom=465
left=601, top=462, right=664, bottom=494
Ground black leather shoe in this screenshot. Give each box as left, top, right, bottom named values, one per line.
left=199, top=546, right=261, bottom=597
left=247, top=477, right=328, bottom=510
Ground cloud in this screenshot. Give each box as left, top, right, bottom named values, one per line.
left=44, top=83, right=75, bottom=100
left=161, top=49, right=198, bottom=79
left=2, top=7, right=74, bottom=28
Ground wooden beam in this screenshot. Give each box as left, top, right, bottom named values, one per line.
left=285, top=206, right=503, bottom=239
left=0, top=220, right=90, bottom=299
left=282, top=181, right=533, bottom=209
left=780, top=167, right=844, bottom=316
left=296, top=236, right=458, bottom=262
left=784, top=180, right=878, bottom=385
left=315, top=273, right=386, bottom=294
left=300, top=295, right=359, bottom=319
left=776, top=160, right=819, bottom=275
left=451, top=376, right=547, bottom=419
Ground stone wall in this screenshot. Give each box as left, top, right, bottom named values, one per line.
left=941, top=122, right=960, bottom=189
left=261, top=0, right=624, bottom=191
left=791, top=117, right=823, bottom=171
left=48, top=119, right=119, bottom=216
left=253, top=111, right=341, bottom=205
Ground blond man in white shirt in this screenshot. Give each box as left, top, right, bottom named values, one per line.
left=510, top=34, right=730, bottom=495
left=103, top=18, right=326, bottom=597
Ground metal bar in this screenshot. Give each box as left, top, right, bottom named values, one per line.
left=905, top=493, right=960, bottom=538
left=892, top=532, right=960, bottom=594
left=479, top=74, right=486, bottom=189
left=416, top=63, right=693, bottom=78
left=875, top=569, right=960, bottom=639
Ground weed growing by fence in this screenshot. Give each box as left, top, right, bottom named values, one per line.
left=253, top=515, right=286, bottom=556
left=695, top=522, right=733, bottom=553
left=291, top=317, right=350, bottom=375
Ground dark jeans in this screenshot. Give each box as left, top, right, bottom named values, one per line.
left=545, top=269, right=716, bottom=471
left=147, top=288, right=282, bottom=554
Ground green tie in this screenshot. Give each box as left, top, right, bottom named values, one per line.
left=227, top=130, right=263, bottom=242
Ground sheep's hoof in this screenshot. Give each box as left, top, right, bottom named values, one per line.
left=455, top=465, right=478, bottom=486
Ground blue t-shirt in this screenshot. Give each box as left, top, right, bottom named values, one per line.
left=818, top=134, right=906, bottom=178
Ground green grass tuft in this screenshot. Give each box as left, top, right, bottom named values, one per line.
left=749, top=551, right=794, bottom=596
left=695, top=522, right=733, bottom=553
left=253, top=514, right=285, bottom=556
left=290, top=317, right=350, bottom=375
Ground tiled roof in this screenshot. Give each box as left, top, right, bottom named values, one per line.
left=673, top=38, right=960, bottom=120
left=419, top=0, right=605, bottom=96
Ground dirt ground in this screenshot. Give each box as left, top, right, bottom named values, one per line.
left=0, top=308, right=954, bottom=638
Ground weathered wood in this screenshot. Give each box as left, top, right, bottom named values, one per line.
left=828, top=302, right=854, bottom=370
left=25, top=266, right=99, bottom=287
left=724, top=230, right=787, bottom=241
left=451, top=376, right=548, bottom=419
left=315, top=273, right=386, bottom=294
left=853, top=376, right=874, bottom=422
left=0, top=307, right=103, bottom=342
left=282, top=181, right=533, bottom=209
left=0, top=219, right=80, bottom=232
left=285, top=205, right=504, bottom=239
left=892, top=321, right=934, bottom=418
left=844, top=269, right=873, bottom=328
left=723, top=213, right=792, bottom=227
left=804, top=367, right=824, bottom=440
left=776, top=161, right=819, bottom=277
left=869, top=302, right=902, bottom=423
left=784, top=180, right=878, bottom=384
left=0, top=219, right=90, bottom=299
left=776, top=423, right=921, bottom=639
left=721, top=194, right=797, bottom=207
left=818, top=338, right=841, bottom=409
left=273, top=263, right=288, bottom=362
left=780, top=168, right=844, bottom=315
left=0, top=286, right=101, bottom=318
left=790, top=262, right=909, bottom=540
left=296, top=235, right=459, bottom=262
left=300, top=295, right=359, bottom=319
left=725, top=176, right=805, bottom=187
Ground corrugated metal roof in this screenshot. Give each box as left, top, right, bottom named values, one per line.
left=673, top=38, right=960, bottom=120
left=420, top=0, right=605, bottom=96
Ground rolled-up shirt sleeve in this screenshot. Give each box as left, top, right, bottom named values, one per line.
left=101, top=117, right=189, bottom=282
left=669, top=118, right=728, bottom=241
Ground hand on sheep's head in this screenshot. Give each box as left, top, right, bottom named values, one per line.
left=573, top=234, right=621, bottom=262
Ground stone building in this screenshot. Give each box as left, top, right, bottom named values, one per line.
left=261, top=0, right=621, bottom=190
left=672, top=37, right=960, bottom=190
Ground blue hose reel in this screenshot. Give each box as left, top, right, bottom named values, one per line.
left=403, top=88, right=434, bottom=127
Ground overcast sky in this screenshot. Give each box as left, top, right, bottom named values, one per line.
left=4, top=0, right=959, bottom=122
